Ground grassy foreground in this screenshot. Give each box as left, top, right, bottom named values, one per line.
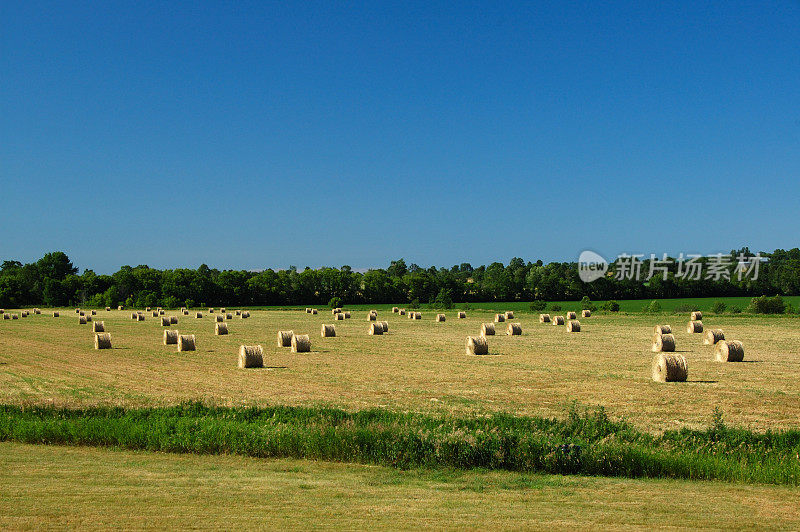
left=4, top=442, right=800, bottom=530
left=2, top=402, right=799, bottom=485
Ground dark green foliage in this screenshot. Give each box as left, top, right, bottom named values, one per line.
left=672, top=303, right=694, bottom=314
left=730, top=306, right=742, bottom=314
left=579, top=296, right=597, bottom=311
left=1, top=403, right=798, bottom=485
left=434, top=288, right=453, bottom=309
left=711, top=300, right=727, bottom=314
left=748, top=295, right=786, bottom=314
left=529, top=300, right=547, bottom=312
left=328, top=297, right=343, bottom=309
left=642, top=300, right=662, bottom=313
left=549, top=304, right=562, bottom=312
left=600, top=300, right=620, bottom=312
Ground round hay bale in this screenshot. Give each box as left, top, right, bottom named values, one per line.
left=241, top=311, right=250, bottom=319
left=11, top=314, right=18, bottom=320
left=566, top=320, right=581, bottom=332
left=2, top=314, right=8, bottom=320
left=687, top=320, right=703, bottom=333
left=85, top=314, right=92, bottom=322
left=177, top=334, right=196, bottom=352
left=195, top=312, right=203, bottom=318
left=654, top=325, right=672, bottom=335
left=145, top=307, right=151, bottom=312
left=466, top=336, right=489, bottom=356
left=311, top=309, right=318, bottom=315
left=344, top=311, right=351, bottom=319
left=582, top=310, right=591, bottom=318
left=238, top=345, right=264, bottom=368
left=215, top=315, right=224, bottom=323
left=131, top=312, right=138, bottom=320
left=715, top=340, right=744, bottom=362
left=652, top=333, right=675, bottom=352
left=220, top=308, right=226, bottom=313
left=163, top=330, right=178, bottom=345
left=504, top=311, right=515, bottom=320
left=92, top=321, right=105, bottom=333
left=331, top=308, right=340, bottom=315
left=94, top=333, right=112, bottom=350
left=704, top=329, right=725, bottom=345
left=215, top=322, right=229, bottom=335
left=75, top=308, right=81, bottom=314
left=34, top=309, right=41, bottom=314
left=652, top=353, right=688, bottom=382
left=225, top=313, right=232, bottom=320
left=335, top=313, right=344, bottom=321
left=552, top=316, right=565, bottom=325
left=392, top=307, right=399, bottom=313
left=539, top=314, right=551, bottom=323
left=398, top=309, right=406, bottom=316
left=151, top=311, right=159, bottom=318
left=235, top=310, right=241, bottom=315
left=21, top=311, right=28, bottom=318
left=105, top=306, right=111, bottom=311
left=277, top=330, right=294, bottom=347
left=494, top=314, right=505, bottom=323
left=458, top=311, right=466, bottom=319
left=415, top=312, right=422, bottom=320
left=436, top=314, right=446, bottom=322
left=367, top=313, right=377, bottom=321
left=306, top=308, right=312, bottom=313
left=91, top=310, right=97, bottom=316
left=209, top=308, right=215, bottom=313
left=321, top=324, right=336, bottom=337
left=137, top=313, right=145, bottom=321
left=566, top=311, right=577, bottom=320
left=408, top=312, right=414, bottom=320
left=691, top=311, right=703, bottom=321
left=117, top=306, right=124, bottom=311
left=79, top=311, right=85, bottom=317
left=159, top=310, right=165, bottom=316
left=170, top=316, right=178, bottom=324
left=507, top=322, right=522, bottom=335
left=379, top=321, right=389, bottom=332
left=481, top=323, right=495, bottom=336
left=291, top=334, right=311, bottom=353
left=52, top=311, right=59, bottom=317
left=183, top=310, right=189, bottom=316
left=79, top=316, right=87, bottom=325
left=368, top=323, right=383, bottom=335
left=160, top=317, right=171, bottom=327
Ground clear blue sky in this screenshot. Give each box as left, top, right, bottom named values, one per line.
left=2, top=1, right=798, bottom=273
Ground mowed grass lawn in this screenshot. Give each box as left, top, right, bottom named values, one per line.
left=3, top=442, right=800, bottom=530
left=1, top=308, right=799, bottom=431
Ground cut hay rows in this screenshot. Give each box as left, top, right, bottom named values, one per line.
left=507, top=322, right=522, bottom=335
left=238, top=345, right=264, bottom=368
left=494, top=313, right=505, bottom=323
left=480, top=323, right=495, bottom=336
left=321, top=324, right=336, bottom=337
left=652, top=353, right=688, bottom=382
left=277, top=330, right=294, bottom=348
left=582, top=310, right=592, bottom=318
left=566, top=320, right=581, bottom=332
left=715, top=340, right=745, bottom=362
left=704, top=329, right=725, bottom=345
left=94, top=333, right=112, bottom=350
left=215, top=322, right=229, bottom=335
left=195, top=312, right=203, bottom=318
left=539, top=314, right=551, bottom=323
left=458, top=311, right=466, bottom=319
left=687, top=320, right=703, bottom=333
left=92, top=321, right=104, bottom=333
left=466, top=336, right=488, bottom=356
left=163, top=330, right=178, bottom=345
left=368, top=323, right=383, bottom=335
left=552, top=316, right=565, bottom=325
left=335, top=313, right=344, bottom=321
left=215, top=315, right=224, bottom=323
left=291, top=334, right=311, bottom=353
left=177, top=334, right=196, bottom=352
left=566, top=311, right=577, bottom=320
left=652, top=333, right=675, bottom=352
left=379, top=321, right=389, bottom=333
left=691, top=311, right=703, bottom=321
left=654, top=325, right=672, bottom=335
left=161, top=317, right=171, bottom=327
left=436, top=314, right=446, bottom=322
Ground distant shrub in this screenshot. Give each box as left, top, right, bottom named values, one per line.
left=185, top=299, right=195, bottom=309
left=711, top=301, right=727, bottom=314
left=747, top=295, right=786, bottom=314
left=461, top=303, right=472, bottom=311
left=409, top=298, right=420, bottom=309
left=434, top=289, right=453, bottom=309
left=672, top=303, right=694, bottom=314
left=601, top=300, right=620, bottom=312
left=549, top=304, right=562, bottom=312
left=642, top=300, right=662, bottom=313
left=580, top=296, right=597, bottom=312
left=785, top=303, right=797, bottom=315
left=163, top=296, right=180, bottom=309
left=529, top=300, right=547, bottom=312
left=730, top=306, right=742, bottom=314
left=328, top=297, right=343, bottom=309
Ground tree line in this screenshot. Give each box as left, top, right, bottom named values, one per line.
left=0, top=248, right=798, bottom=309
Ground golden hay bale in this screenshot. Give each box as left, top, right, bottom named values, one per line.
left=85, top=314, right=92, bottom=322
left=53, top=311, right=59, bottom=317
left=687, top=320, right=703, bottom=333
left=79, top=311, right=85, bottom=316
left=91, top=310, right=97, bottom=316
left=75, top=308, right=81, bottom=314
left=225, top=313, right=232, bottom=320
left=691, top=311, right=703, bottom=321
left=481, top=323, right=495, bottom=336
left=92, top=321, right=104, bottom=333
left=35, top=309, right=41, bottom=314
left=161, top=317, right=171, bottom=327
left=209, top=308, right=214, bottom=313
left=21, top=311, right=28, bottom=318
left=504, top=311, right=514, bottom=319
left=183, top=310, right=189, bottom=315
left=311, top=309, right=318, bottom=315
left=654, top=325, right=672, bottom=335
left=277, top=330, right=294, bottom=347
left=458, top=311, right=466, bottom=319
left=105, top=306, right=111, bottom=311
left=137, top=313, right=145, bottom=321
left=379, top=321, right=388, bottom=332
left=466, top=336, right=489, bottom=356
left=117, top=305, right=123, bottom=310
left=79, top=316, right=87, bottom=325
left=566, top=311, right=577, bottom=320
left=0, top=309, right=4, bottom=314
left=291, top=334, right=311, bottom=353
left=398, top=309, right=406, bottom=316
left=238, top=345, right=264, bottom=368
left=2, top=314, right=8, bottom=320
left=195, top=312, right=203, bottom=318
left=177, top=334, right=196, bottom=352
left=494, top=313, right=505, bottom=323
left=368, top=323, right=383, bottom=335
left=539, top=314, right=551, bottom=323
left=652, top=353, right=688, bottom=382
left=220, top=307, right=226, bottom=313
left=367, top=312, right=377, bottom=321
left=436, top=314, right=446, bottom=322
left=344, top=311, right=351, bottom=319
left=704, top=329, right=725, bottom=345
left=145, top=307, right=151, bottom=312
left=306, top=308, right=312, bottom=313
left=170, top=316, right=178, bottom=324
left=215, top=315, right=224, bottom=323
left=331, top=308, right=340, bottom=315
left=130, top=312, right=138, bottom=320
left=163, top=330, right=178, bottom=345
left=241, top=311, right=250, bottom=319
left=11, top=314, right=18, bottom=320
left=392, top=307, right=399, bottom=313
left=321, top=324, right=336, bottom=337
left=215, top=322, right=229, bottom=335
left=507, top=322, right=522, bottom=336
left=159, top=310, right=165, bottom=316
left=652, top=333, right=675, bottom=352
left=715, top=340, right=744, bottom=362
left=566, top=320, right=581, bottom=332
left=94, top=333, right=112, bottom=350
left=334, top=312, right=344, bottom=320
left=552, top=316, right=565, bottom=325
left=415, top=312, right=422, bottom=320
left=151, top=311, right=159, bottom=317
left=582, top=310, right=592, bottom=318
left=235, top=310, right=241, bottom=315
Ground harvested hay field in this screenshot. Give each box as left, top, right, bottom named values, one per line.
left=1, top=309, right=800, bottom=431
